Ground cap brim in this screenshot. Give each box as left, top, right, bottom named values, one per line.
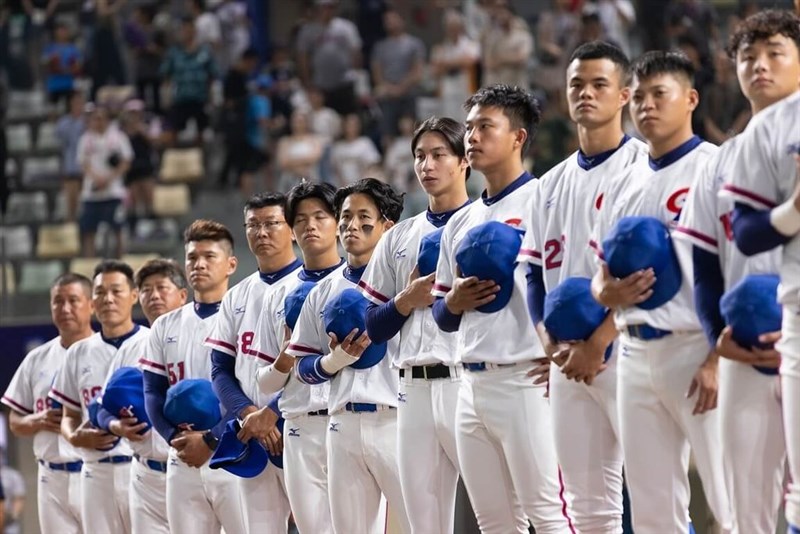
left=476, top=274, right=514, bottom=313
left=637, top=249, right=682, bottom=310
left=350, top=341, right=388, bottom=369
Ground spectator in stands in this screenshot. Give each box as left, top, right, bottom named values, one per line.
left=42, top=21, right=81, bottom=107
left=189, top=0, right=221, bottom=51
left=160, top=16, right=219, bottom=146
left=25, top=0, right=60, bottom=87
left=665, top=0, right=719, bottom=51
left=268, top=44, right=300, bottom=136
left=481, top=0, right=534, bottom=88
left=86, top=0, right=128, bottom=101
left=218, top=47, right=258, bottom=189
left=574, top=11, right=620, bottom=51
left=276, top=109, right=325, bottom=189
left=583, top=0, right=636, bottom=55
left=55, top=90, right=86, bottom=222
left=675, top=31, right=716, bottom=141
left=215, top=0, right=251, bottom=73
left=124, top=4, right=165, bottom=114
left=296, top=0, right=363, bottom=115
left=308, top=86, right=342, bottom=142
left=120, top=99, right=156, bottom=236
left=330, top=113, right=381, bottom=186
left=430, top=9, right=479, bottom=120
left=383, top=114, right=415, bottom=190
left=534, top=0, right=580, bottom=93
left=371, top=8, right=425, bottom=148
left=239, top=74, right=273, bottom=198
left=76, top=104, right=133, bottom=258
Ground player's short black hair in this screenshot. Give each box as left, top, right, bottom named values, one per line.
left=243, top=192, right=287, bottom=217
left=631, top=51, right=696, bottom=87
left=52, top=272, right=92, bottom=296
left=569, top=41, right=631, bottom=84
left=333, top=178, right=405, bottom=223
left=93, top=260, right=135, bottom=289
left=184, top=219, right=235, bottom=255
left=727, top=9, right=800, bottom=59
left=134, top=259, right=188, bottom=291
left=410, top=116, right=471, bottom=179
left=463, top=84, right=542, bottom=158
left=285, top=182, right=337, bottom=227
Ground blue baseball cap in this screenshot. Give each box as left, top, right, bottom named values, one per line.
left=322, top=288, right=387, bottom=370
left=164, top=379, right=221, bottom=431
left=87, top=396, right=121, bottom=450
left=455, top=221, right=523, bottom=313
left=102, top=367, right=150, bottom=434
left=544, top=277, right=613, bottom=362
left=720, top=273, right=782, bottom=375
left=602, top=216, right=682, bottom=310
left=417, top=227, right=445, bottom=277
left=209, top=419, right=269, bottom=478
left=284, top=281, right=316, bottom=330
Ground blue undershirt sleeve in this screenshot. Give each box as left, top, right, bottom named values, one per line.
left=692, top=246, right=726, bottom=348
left=95, top=405, right=116, bottom=432
left=365, top=300, right=409, bottom=344
left=143, top=370, right=179, bottom=444
left=731, top=202, right=791, bottom=256
left=431, top=297, right=462, bottom=332
left=210, top=349, right=254, bottom=418
left=526, top=264, right=546, bottom=326
left=296, top=356, right=335, bottom=385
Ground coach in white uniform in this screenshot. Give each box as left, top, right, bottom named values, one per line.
left=141, top=220, right=246, bottom=534
left=359, top=116, right=469, bottom=534
left=253, top=182, right=344, bottom=534
left=432, top=84, right=571, bottom=534
left=96, top=259, right=188, bottom=534
left=50, top=260, right=149, bottom=534
left=3, top=273, right=94, bottom=534
left=677, top=11, right=800, bottom=532
left=517, top=41, right=648, bottom=533
left=590, top=52, right=732, bottom=533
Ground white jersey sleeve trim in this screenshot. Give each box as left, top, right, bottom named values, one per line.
left=673, top=225, right=719, bottom=254
left=517, top=247, right=542, bottom=266
left=357, top=279, right=391, bottom=304
left=204, top=337, right=237, bottom=356
left=48, top=387, right=80, bottom=411
left=720, top=183, right=778, bottom=210
left=139, top=358, right=168, bottom=377
left=1, top=396, right=32, bottom=414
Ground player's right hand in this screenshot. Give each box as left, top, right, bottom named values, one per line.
left=716, top=326, right=781, bottom=368
left=526, top=357, right=551, bottom=389
left=238, top=406, right=279, bottom=444
left=328, top=329, right=371, bottom=360
left=445, top=275, right=500, bottom=314
left=395, top=267, right=435, bottom=315
left=109, top=417, right=149, bottom=442
left=34, top=408, right=62, bottom=433
left=172, top=431, right=213, bottom=468
left=592, top=263, right=655, bottom=309
left=71, top=420, right=119, bottom=450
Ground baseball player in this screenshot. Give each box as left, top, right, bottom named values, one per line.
left=590, top=51, right=732, bottom=533
left=251, top=181, right=344, bottom=534
left=49, top=260, right=149, bottom=534
left=431, top=84, right=571, bottom=533
left=2, top=273, right=93, bottom=534
left=515, top=41, right=648, bottom=533
left=285, top=178, right=409, bottom=534
left=675, top=11, right=800, bottom=531
left=205, top=193, right=302, bottom=532
left=357, top=116, right=470, bottom=534
left=94, top=259, right=189, bottom=534
left=140, top=220, right=247, bottom=534
left=719, top=62, right=800, bottom=534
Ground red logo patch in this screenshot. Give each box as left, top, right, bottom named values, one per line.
left=595, top=193, right=604, bottom=210
left=504, top=218, right=522, bottom=228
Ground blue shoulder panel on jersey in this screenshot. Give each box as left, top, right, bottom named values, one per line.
left=732, top=203, right=791, bottom=256
left=210, top=349, right=254, bottom=418
left=692, top=246, right=725, bottom=348
left=365, top=300, right=409, bottom=344
left=143, top=370, right=179, bottom=444
left=526, top=264, right=546, bottom=326
left=296, top=356, right=335, bottom=385
left=431, top=297, right=462, bottom=332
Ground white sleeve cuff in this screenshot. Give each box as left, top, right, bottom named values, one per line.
left=320, top=345, right=360, bottom=375
left=256, top=365, right=290, bottom=395
left=770, top=199, right=800, bottom=237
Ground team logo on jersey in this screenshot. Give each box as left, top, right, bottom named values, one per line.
left=666, top=187, right=690, bottom=223
left=329, top=422, right=339, bottom=432
left=170, top=458, right=178, bottom=466
left=234, top=306, right=246, bottom=315
left=166, top=336, right=178, bottom=344
left=504, top=218, right=523, bottom=228
left=81, top=366, right=92, bottom=376
left=545, top=197, right=556, bottom=209
left=276, top=309, right=285, bottom=318
left=288, top=427, right=300, bottom=437
left=395, top=248, right=407, bottom=259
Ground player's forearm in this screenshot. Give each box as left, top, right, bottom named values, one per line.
left=731, top=203, right=791, bottom=256
left=256, top=363, right=290, bottom=395
left=525, top=264, right=546, bottom=326
left=432, top=297, right=462, bottom=332
left=61, top=409, right=82, bottom=444
left=8, top=411, right=39, bottom=437
left=365, top=300, right=408, bottom=343
left=692, top=246, right=726, bottom=348
left=588, top=312, right=617, bottom=350
left=210, top=349, right=255, bottom=418
left=95, top=406, right=116, bottom=432
left=143, top=370, right=179, bottom=443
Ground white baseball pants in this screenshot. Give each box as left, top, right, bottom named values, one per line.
left=239, top=461, right=291, bottom=532
left=37, top=463, right=82, bottom=534
left=130, top=457, right=168, bottom=534
left=780, top=306, right=800, bottom=529
left=284, top=414, right=333, bottom=534
left=80, top=460, right=131, bottom=533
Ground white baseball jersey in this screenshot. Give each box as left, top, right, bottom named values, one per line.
left=102, top=329, right=170, bottom=461
left=205, top=263, right=303, bottom=409
left=432, top=173, right=544, bottom=364
left=3, top=337, right=81, bottom=463
left=720, top=90, right=800, bottom=306
left=286, top=264, right=399, bottom=414
left=359, top=211, right=461, bottom=368
left=518, top=136, right=649, bottom=287
left=50, top=328, right=150, bottom=461
left=591, top=137, right=718, bottom=331
left=676, top=135, right=781, bottom=289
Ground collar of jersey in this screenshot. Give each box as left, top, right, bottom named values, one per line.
left=648, top=135, right=702, bottom=171
left=260, top=258, right=303, bottom=285
left=426, top=199, right=472, bottom=228
left=194, top=301, right=221, bottom=319
left=300, top=259, right=345, bottom=282
left=577, top=134, right=631, bottom=171
left=343, top=263, right=367, bottom=284
left=101, top=323, right=140, bottom=349
left=481, top=172, right=534, bottom=206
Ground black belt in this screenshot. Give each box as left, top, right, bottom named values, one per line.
left=399, top=364, right=452, bottom=380
left=98, top=455, right=132, bottom=465
left=134, top=454, right=168, bottom=473
left=39, top=459, right=83, bottom=472
left=307, top=409, right=328, bottom=416
left=625, top=324, right=672, bottom=341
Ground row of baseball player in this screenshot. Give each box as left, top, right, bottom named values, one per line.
left=4, top=8, right=800, bottom=534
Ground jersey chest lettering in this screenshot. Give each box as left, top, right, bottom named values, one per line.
left=666, top=187, right=690, bottom=223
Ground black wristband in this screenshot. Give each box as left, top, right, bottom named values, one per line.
left=202, top=431, right=219, bottom=451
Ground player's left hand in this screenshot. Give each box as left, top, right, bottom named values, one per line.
left=108, top=416, right=148, bottom=442
left=263, top=425, right=283, bottom=457
left=558, top=339, right=609, bottom=385
left=172, top=431, right=213, bottom=468
left=526, top=357, right=551, bottom=388
left=238, top=406, right=278, bottom=444
left=716, top=326, right=781, bottom=368
left=395, top=267, right=435, bottom=315
left=687, top=357, right=719, bottom=415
